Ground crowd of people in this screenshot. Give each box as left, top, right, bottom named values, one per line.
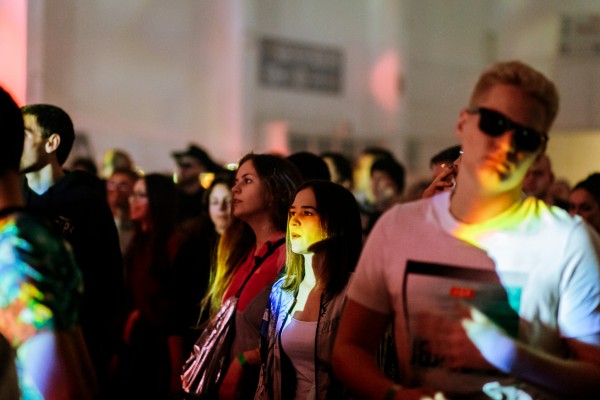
left=1, top=59, right=600, bottom=400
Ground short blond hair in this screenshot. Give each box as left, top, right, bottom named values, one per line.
left=470, top=61, right=559, bottom=131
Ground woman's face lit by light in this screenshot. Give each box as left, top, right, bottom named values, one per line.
left=288, top=187, right=326, bottom=254
left=209, top=183, right=232, bottom=235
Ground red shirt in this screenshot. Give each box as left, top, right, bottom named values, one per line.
left=222, top=233, right=286, bottom=312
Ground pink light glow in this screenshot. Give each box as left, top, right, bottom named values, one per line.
left=263, top=121, right=290, bottom=155
left=0, top=0, right=27, bottom=105
left=369, top=50, right=402, bottom=112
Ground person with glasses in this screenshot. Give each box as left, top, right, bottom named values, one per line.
left=116, top=173, right=186, bottom=399
left=106, top=168, right=139, bottom=253
left=332, top=61, right=600, bottom=399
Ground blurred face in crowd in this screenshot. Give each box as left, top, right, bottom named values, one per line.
left=549, top=180, right=571, bottom=204
left=569, top=188, right=600, bottom=233
left=323, top=156, right=340, bottom=184
left=232, top=160, right=269, bottom=223
left=288, top=187, right=325, bottom=255
left=106, top=172, right=135, bottom=211
left=457, top=84, right=546, bottom=196
left=323, top=155, right=352, bottom=190
left=353, top=153, right=376, bottom=202
left=209, top=183, right=233, bottom=235
left=522, top=155, right=554, bottom=199
left=176, top=155, right=205, bottom=187
left=129, top=179, right=150, bottom=228
left=370, top=170, right=399, bottom=211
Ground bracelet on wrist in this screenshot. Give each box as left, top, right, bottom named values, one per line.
left=237, top=352, right=248, bottom=368
left=384, top=384, right=401, bottom=400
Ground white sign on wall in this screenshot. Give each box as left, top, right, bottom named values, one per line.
left=259, top=37, right=344, bottom=94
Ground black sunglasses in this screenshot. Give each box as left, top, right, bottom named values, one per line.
left=467, top=107, right=547, bottom=153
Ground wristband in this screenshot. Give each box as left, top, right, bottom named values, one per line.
left=384, top=384, right=401, bottom=400
left=237, top=352, right=248, bottom=368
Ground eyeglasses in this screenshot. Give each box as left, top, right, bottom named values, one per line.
left=177, top=162, right=196, bottom=169
left=467, top=107, right=547, bottom=153
left=106, top=181, right=132, bottom=192
left=129, top=191, right=147, bottom=200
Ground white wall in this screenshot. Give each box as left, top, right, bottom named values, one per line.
left=547, top=131, right=600, bottom=185
left=19, top=0, right=600, bottom=179
left=25, top=0, right=407, bottom=173
left=244, top=0, right=406, bottom=159
left=400, top=0, right=493, bottom=179
left=492, top=0, right=600, bottom=184
left=27, top=0, right=245, bottom=173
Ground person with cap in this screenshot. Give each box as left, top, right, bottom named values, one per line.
left=172, top=143, right=223, bottom=223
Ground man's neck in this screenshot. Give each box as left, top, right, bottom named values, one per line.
left=111, top=205, right=131, bottom=220
left=450, top=176, right=522, bottom=224
left=25, top=162, right=65, bottom=195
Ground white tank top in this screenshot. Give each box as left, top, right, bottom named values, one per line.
left=280, top=317, right=317, bottom=399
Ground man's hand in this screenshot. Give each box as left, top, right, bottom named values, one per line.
left=422, top=166, right=456, bottom=199
left=461, top=305, right=516, bottom=373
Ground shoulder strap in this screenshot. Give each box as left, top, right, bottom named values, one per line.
left=235, top=237, right=285, bottom=298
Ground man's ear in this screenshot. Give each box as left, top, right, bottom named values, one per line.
left=45, top=133, right=61, bottom=154
left=455, top=109, right=469, bottom=141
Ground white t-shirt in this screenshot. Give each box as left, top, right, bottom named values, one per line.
left=281, top=317, right=317, bottom=400
left=348, top=191, right=600, bottom=397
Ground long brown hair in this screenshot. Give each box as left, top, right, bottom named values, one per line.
left=202, top=153, right=301, bottom=316
left=282, top=180, right=362, bottom=296
left=125, top=174, right=178, bottom=277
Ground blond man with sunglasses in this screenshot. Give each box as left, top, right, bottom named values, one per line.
left=333, top=61, right=600, bottom=400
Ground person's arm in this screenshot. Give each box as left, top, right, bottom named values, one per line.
left=332, top=300, right=438, bottom=400
left=461, top=306, right=600, bottom=398
left=167, top=334, right=185, bottom=399
left=218, top=347, right=261, bottom=400
left=18, top=329, right=95, bottom=400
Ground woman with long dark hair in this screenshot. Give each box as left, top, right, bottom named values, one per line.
left=199, top=154, right=301, bottom=399
left=254, top=180, right=363, bottom=399
left=116, top=173, right=182, bottom=399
